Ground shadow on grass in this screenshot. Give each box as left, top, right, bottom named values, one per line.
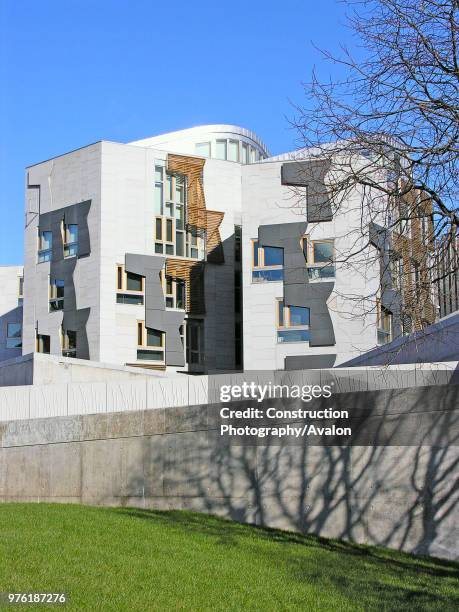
left=111, top=506, right=459, bottom=578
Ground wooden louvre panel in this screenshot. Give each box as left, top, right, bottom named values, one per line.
left=206, top=210, right=225, bottom=264
left=166, top=258, right=205, bottom=315
left=167, top=154, right=207, bottom=230
left=167, top=153, right=225, bottom=263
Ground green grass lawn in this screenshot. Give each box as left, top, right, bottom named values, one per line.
left=0, top=504, right=458, bottom=611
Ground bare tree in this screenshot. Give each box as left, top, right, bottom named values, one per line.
left=292, top=0, right=459, bottom=350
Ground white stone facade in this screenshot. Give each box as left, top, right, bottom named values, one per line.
left=0, top=124, right=387, bottom=373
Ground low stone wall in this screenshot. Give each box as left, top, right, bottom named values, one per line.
left=1, top=384, right=458, bottom=560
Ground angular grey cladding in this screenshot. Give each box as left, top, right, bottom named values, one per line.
left=369, top=222, right=402, bottom=337
left=38, top=201, right=92, bottom=359
left=125, top=253, right=185, bottom=367
left=258, top=221, right=336, bottom=347
left=285, top=354, right=336, bottom=370
left=281, top=160, right=333, bottom=222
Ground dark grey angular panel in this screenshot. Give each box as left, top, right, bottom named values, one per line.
left=125, top=254, right=185, bottom=367
left=38, top=201, right=92, bottom=359
left=369, top=222, right=402, bottom=337
left=285, top=354, right=337, bottom=370
left=281, top=160, right=332, bottom=222
left=258, top=222, right=335, bottom=347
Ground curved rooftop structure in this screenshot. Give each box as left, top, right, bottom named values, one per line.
left=129, top=124, right=271, bottom=164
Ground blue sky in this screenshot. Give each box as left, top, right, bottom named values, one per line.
left=0, top=0, right=351, bottom=264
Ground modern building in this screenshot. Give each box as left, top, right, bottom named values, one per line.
left=0, top=266, right=23, bottom=363
left=0, top=124, right=439, bottom=373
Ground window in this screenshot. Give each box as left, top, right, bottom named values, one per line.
left=160, top=272, right=186, bottom=309
left=187, top=319, right=204, bottom=365
left=38, top=230, right=52, bottom=263
left=116, top=265, right=144, bottom=305
left=154, top=172, right=206, bottom=260
left=252, top=240, right=284, bottom=282
left=241, top=143, right=249, bottom=165
left=216, top=140, right=227, bottom=160
left=302, top=237, right=335, bottom=280
left=63, top=223, right=78, bottom=258
left=36, top=333, right=50, bottom=354
left=411, top=259, right=421, bottom=293
left=276, top=301, right=310, bottom=343
left=49, top=279, right=64, bottom=311
left=389, top=252, right=403, bottom=291
left=18, top=275, right=24, bottom=306
left=137, top=321, right=165, bottom=362
left=6, top=323, right=22, bottom=349
left=377, top=302, right=392, bottom=345
left=62, top=329, right=77, bottom=358
left=155, top=165, right=164, bottom=215
left=195, top=142, right=211, bottom=158
left=228, top=140, right=239, bottom=162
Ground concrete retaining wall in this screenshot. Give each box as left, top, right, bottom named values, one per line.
left=1, top=383, right=458, bottom=560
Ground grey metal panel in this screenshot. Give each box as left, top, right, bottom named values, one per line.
left=285, top=354, right=337, bottom=370
left=38, top=201, right=92, bottom=360
left=125, top=253, right=185, bottom=367
left=258, top=222, right=336, bottom=347
left=281, top=160, right=333, bottom=222
left=369, top=222, right=402, bottom=337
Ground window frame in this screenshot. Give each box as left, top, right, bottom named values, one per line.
left=49, top=278, right=65, bottom=312
left=6, top=322, right=22, bottom=349
left=37, top=230, right=53, bottom=263
left=116, top=265, right=145, bottom=305
left=136, top=320, right=165, bottom=363
left=251, top=239, right=284, bottom=283
left=276, top=299, right=311, bottom=343
left=62, top=222, right=79, bottom=258
left=302, top=236, right=335, bottom=281
left=376, top=300, right=393, bottom=345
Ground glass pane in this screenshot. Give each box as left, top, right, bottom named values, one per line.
left=228, top=140, right=239, bottom=162
left=146, top=328, right=162, bottom=347
left=252, top=269, right=284, bottom=282
left=216, top=140, right=227, bottom=160
left=313, top=242, right=334, bottom=263
left=155, top=243, right=164, bottom=254
left=154, top=166, right=163, bottom=182
left=278, top=302, right=284, bottom=327
left=66, top=330, right=77, bottom=349
left=253, top=241, right=259, bottom=267
left=175, top=176, right=185, bottom=203
left=40, top=231, right=52, bottom=250
left=195, top=142, right=210, bottom=157
left=66, top=224, right=78, bottom=243
left=155, top=218, right=162, bottom=240
left=155, top=184, right=163, bottom=215
left=166, top=297, right=174, bottom=308
left=277, top=329, right=310, bottom=343
left=6, top=337, right=22, bottom=349
left=137, top=349, right=163, bottom=361
left=241, top=144, right=248, bottom=165
left=55, top=279, right=64, bottom=298
left=176, top=281, right=185, bottom=309
left=176, top=231, right=184, bottom=256
left=116, top=293, right=144, bottom=305
left=7, top=323, right=22, bottom=338
left=166, top=175, right=173, bottom=200
left=289, top=306, right=310, bottom=326
left=263, top=246, right=283, bottom=266
left=166, top=219, right=173, bottom=242
left=166, top=277, right=173, bottom=294
left=126, top=272, right=143, bottom=292
left=166, top=244, right=174, bottom=255
left=175, top=205, right=184, bottom=230
left=250, top=147, right=257, bottom=163
left=165, top=202, right=174, bottom=217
